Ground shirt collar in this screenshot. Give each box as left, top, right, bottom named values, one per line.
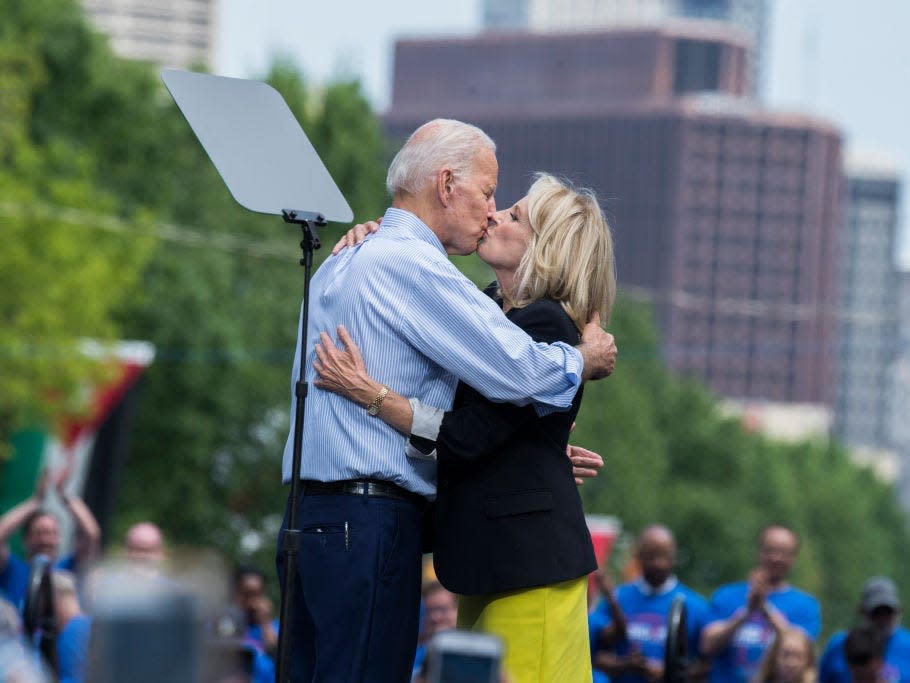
left=382, top=207, right=446, bottom=256
left=636, top=575, right=679, bottom=596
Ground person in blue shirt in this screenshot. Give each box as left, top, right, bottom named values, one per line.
left=52, top=570, right=91, bottom=683
left=590, top=525, right=711, bottom=683
left=232, top=565, right=279, bottom=661
left=701, top=524, right=821, bottom=683
left=0, top=467, right=100, bottom=610
left=819, top=576, right=910, bottom=683
left=411, top=580, right=458, bottom=681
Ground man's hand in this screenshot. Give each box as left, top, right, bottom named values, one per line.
left=249, top=594, right=274, bottom=627
left=579, top=313, right=617, bottom=381
left=747, top=568, right=769, bottom=612
left=567, top=444, right=604, bottom=485
left=594, top=567, right=616, bottom=597
left=34, top=469, right=50, bottom=502
left=55, top=457, right=75, bottom=500
left=331, top=218, right=382, bottom=255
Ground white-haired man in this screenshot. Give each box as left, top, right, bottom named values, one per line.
left=277, top=118, right=618, bottom=681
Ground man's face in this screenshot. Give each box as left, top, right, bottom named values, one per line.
left=865, top=605, right=900, bottom=636
left=637, top=531, right=676, bottom=589
left=422, top=588, right=457, bottom=638
left=758, top=527, right=798, bottom=583
left=25, top=514, right=60, bottom=559
left=125, top=526, right=164, bottom=567
left=442, top=147, right=498, bottom=255
left=848, top=659, right=883, bottom=683
left=237, top=574, right=266, bottom=621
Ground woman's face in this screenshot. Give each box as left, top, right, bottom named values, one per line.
left=775, top=631, right=811, bottom=683
left=477, top=195, right=533, bottom=273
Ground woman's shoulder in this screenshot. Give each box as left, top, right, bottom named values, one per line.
left=508, top=298, right=578, bottom=344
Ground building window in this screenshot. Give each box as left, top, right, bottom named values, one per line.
left=674, top=39, right=721, bottom=93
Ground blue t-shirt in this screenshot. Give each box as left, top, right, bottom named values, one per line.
left=707, top=581, right=821, bottom=683
left=0, top=554, right=30, bottom=609
left=819, top=627, right=910, bottom=683
left=590, top=578, right=711, bottom=683
left=0, top=552, right=77, bottom=610
left=244, top=620, right=279, bottom=683
left=57, top=613, right=91, bottom=683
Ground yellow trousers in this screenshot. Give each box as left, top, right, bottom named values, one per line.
left=457, top=576, right=592, bottom=683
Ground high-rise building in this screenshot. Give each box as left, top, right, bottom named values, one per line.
left=81, top=0, right=218, bottom=69
left=834, top=151, right=902, bottom=451
left=482, top=0, right=767, bottom=93
left=385, top=26, right=842, bottom=404
left=895, top=270, right=910, bottom=511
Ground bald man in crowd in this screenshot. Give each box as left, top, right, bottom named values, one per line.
left=701, top=524, right=821, bottom=683
left=590, top=525, right=711, bottom=683
left=124, top=522, right=165, bottom=575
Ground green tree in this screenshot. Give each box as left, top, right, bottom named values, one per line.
left=0, top=36, right=152, bottom=443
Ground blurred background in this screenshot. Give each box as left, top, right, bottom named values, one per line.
left=1, top=0, right=909, bottom=643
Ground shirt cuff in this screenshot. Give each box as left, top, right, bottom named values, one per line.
left=535, top=342, right=583, bottom=416
left=409, top=398, right=444, bottom=440
left=405, top=398, right=441, bottom=461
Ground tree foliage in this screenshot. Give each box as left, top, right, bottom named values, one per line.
left=0, top=26, right=152, bottom=441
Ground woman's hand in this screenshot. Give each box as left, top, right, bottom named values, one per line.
left=313, top=325, right=382, bottom=405
left=567, top=444, right=604, bottom=485
left=331, top=218, right=382, bottom=255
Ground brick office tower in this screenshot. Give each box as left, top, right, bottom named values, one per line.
left=384, top=24, right=842, bottom=403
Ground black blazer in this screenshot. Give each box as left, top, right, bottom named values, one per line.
left=431, top=296, right=597, bottom=595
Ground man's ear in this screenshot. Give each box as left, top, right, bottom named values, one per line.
left=436, top=169, right=455, bottom=207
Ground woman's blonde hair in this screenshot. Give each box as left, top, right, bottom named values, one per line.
left=509, top=173, right=616, bottom=332
left=752, top=628, right=817, bottom=683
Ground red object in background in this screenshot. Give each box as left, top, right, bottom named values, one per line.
left=586, top=515, right=621, bottom=606
left=58, top=342, right=155, bottom=449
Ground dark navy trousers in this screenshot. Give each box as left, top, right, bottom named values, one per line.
left=276, top=489, right=424, bottom=683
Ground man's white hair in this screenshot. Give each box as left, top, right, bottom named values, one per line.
left=386, top=119, right=496, bottom=196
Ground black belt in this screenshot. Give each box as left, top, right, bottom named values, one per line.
left=302, top=479, right=426, bottom=507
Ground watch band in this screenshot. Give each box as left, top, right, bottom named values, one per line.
left=367, top=385, right=390, bottom=416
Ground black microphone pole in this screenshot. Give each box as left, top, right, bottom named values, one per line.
left=275, top=209, right=324, bottom=683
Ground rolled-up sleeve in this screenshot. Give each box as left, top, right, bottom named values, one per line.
left=398, top=256, right=582, bottom=410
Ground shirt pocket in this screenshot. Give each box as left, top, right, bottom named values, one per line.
left=482, top=489, right=553, bottom=518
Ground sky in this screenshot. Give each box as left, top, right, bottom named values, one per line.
left=216, top=0, right=910, bottom=268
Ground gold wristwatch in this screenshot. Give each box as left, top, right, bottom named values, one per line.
left=367, top=385, right=390, bottom=416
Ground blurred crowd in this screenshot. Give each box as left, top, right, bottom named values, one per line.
left=0, top=469, right=279, bottom=682
left=2, top=468, right=908, bottom=683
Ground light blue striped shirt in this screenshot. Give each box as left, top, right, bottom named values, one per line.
left=281, top=208, right=583, bottom=498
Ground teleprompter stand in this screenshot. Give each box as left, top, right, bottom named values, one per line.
left=275, top=209, right=323, bottom=682
left=160, top=69, right=353, bottom=683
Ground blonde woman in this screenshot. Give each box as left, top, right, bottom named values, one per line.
left=752, top=628, right=818, bottom=683
left=313, top=173, right=616, bottom=682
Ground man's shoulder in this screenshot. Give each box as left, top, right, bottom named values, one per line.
left=675, top=583, right=709, bottom=606
left=710, top=580, right=748, bottom=602
left=779, top=584, right=820, bottom=607
left=822, top=630, right=848, bottom=652
left=0, top=552, right=28, bottom=578
left=352, top=232, right=459, bottom=280
left=615, top=582, right=643, bottom=603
